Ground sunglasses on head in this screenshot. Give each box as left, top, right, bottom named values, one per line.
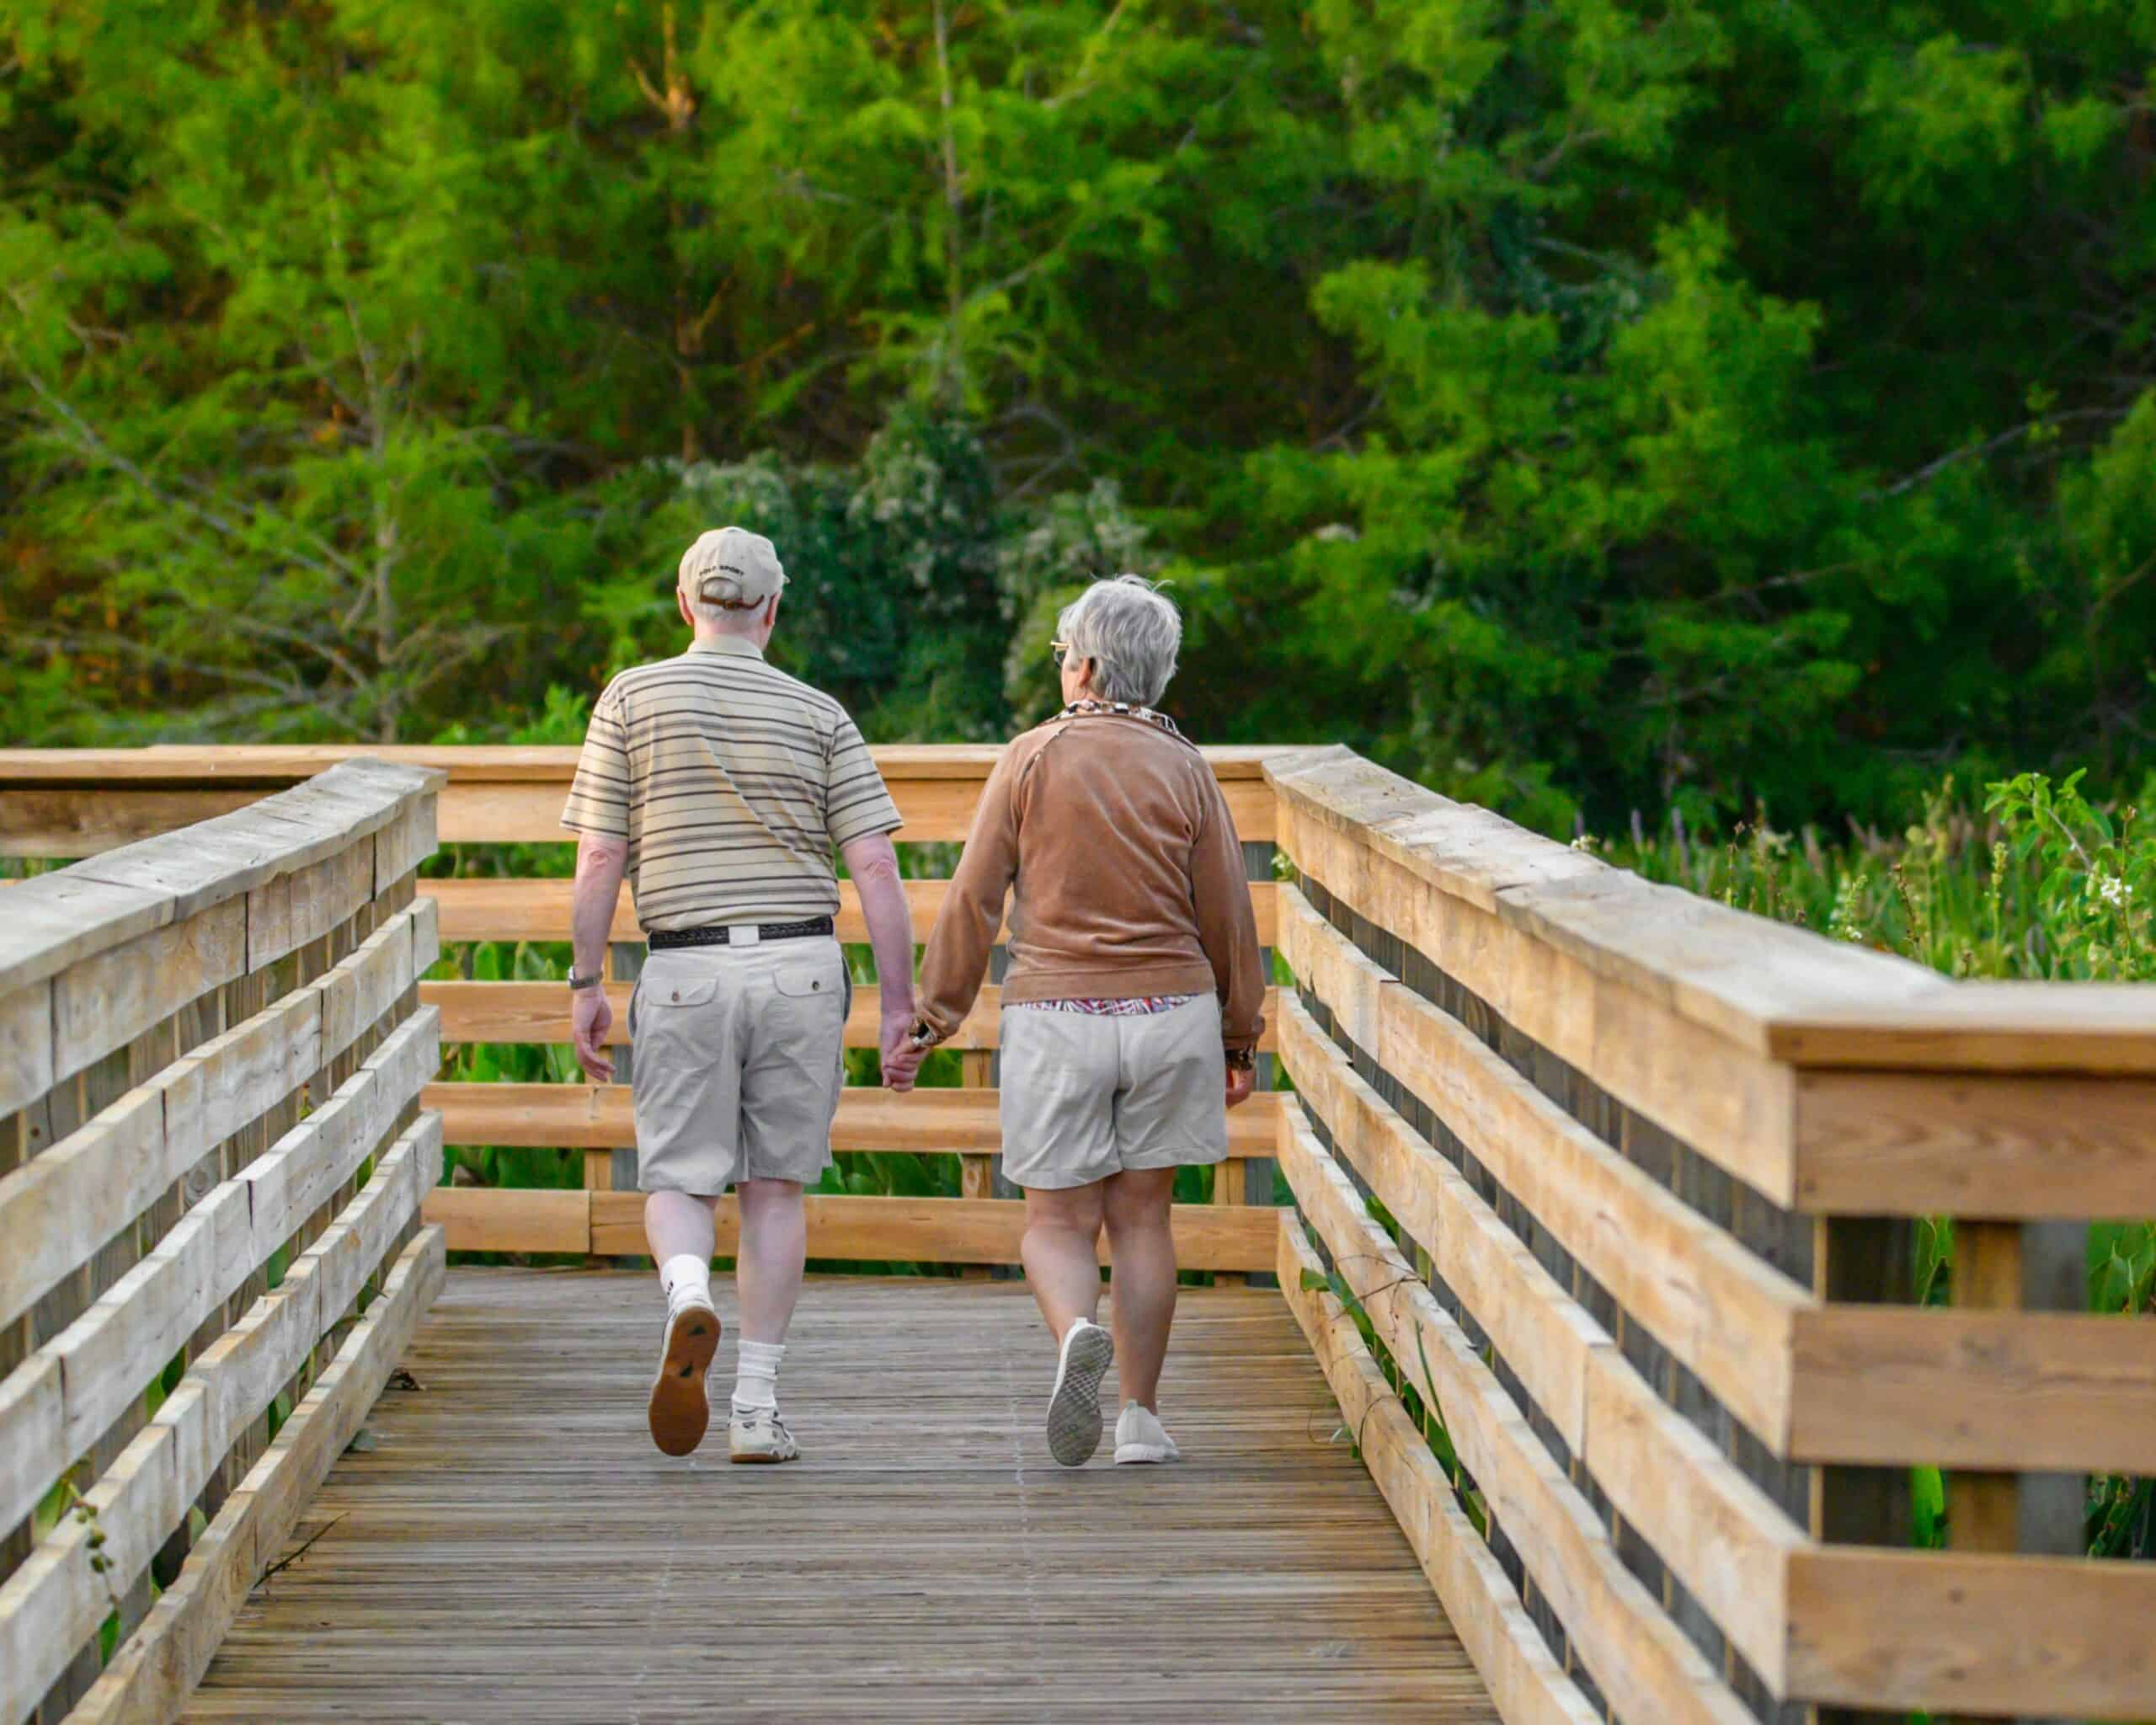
left=1051, top=639, right=1075, bottom=670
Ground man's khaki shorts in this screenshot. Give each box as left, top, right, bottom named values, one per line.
left=628, top=936, right=849, bottom=1194
left=996, top=994, right=1230, bottom=1190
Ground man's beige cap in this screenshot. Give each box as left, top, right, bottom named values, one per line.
left=680, top=526, right=787, bottom=608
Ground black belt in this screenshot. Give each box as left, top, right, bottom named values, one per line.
left=648, top=916, right=835, bottom=951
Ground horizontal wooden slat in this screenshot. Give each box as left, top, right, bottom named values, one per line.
left=422, top=1186, right=593, bottom=1254
left=1794, top=1065, right=2156, bottom=1216
left=1275, top=793, right=1803, bottom=1204
left=417, top=875, right=1279, bottom=948
left=1277, top=1216, right=1602, bottom=1725
left=421, top=1187, right=1275, bottom=1269
left=0, top=900, right=435, bottom=1332
left=0, top=1117, right=439, bottom=1722
left=424, top=980, right=1281, bottom=1055
left=2, top=745, right=1283, bottom=852
left=0, top=788, right=262, bottom=859
left=0, top=759, right=440, bottom=983
left=0, top=1010, right=438, bottom=1539
left=1789, top=1305, right=2156, bottom=1471
left=426, top=1080, right=1280, bottom=1156
left=1269, top=744, right=2156, bottom=1076
left=1278, top=893, right=1808, bottom=1445
left=1277, top=1101, right=1800, bottom=1696
left=1785, top=1546, right=2156, bottom=1718
left=0, top=743, right=1292, bottom=782
left=73, top=1228, right=446, bottom=1725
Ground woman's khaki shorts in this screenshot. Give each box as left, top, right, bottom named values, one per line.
left=628, top=937, right=849, bottom=1194
left=996, top=994, right=1230, bottom=1190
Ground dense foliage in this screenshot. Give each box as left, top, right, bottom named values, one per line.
left=6, top=1, right=2156, bottom=833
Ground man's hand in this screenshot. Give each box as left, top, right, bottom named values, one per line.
left=573, top=987, right=616, bottom=1084
left=1225, top=1063, right=1256, bottom=1110
left=881, top=1012, right=924, bottom=1092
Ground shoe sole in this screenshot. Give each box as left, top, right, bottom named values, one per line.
left=728, top=1447, right=799, bottom=1466
left=647, top=1306, right=722, bottom=1457
left=1046, top=1325, right=1116, bottom=1466
left=1114, top=1443, right=1180, bottom=1466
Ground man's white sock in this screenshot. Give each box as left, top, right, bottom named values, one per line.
left=733, top=1341, right=784, bottom=1413
left=659, top=1253, right=712, bottom=1313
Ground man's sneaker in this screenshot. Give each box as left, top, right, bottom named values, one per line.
left=646, top=1299, right=722, bottom=1457
left=1045, top=1319, right=1116, bottom=1466
left=729, top=1405, right=800, bottom=1464
left=1114, top=1401, right=1182, bottom=1465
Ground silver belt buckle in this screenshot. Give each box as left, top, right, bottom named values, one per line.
left=727, top=922, right=762, bottom=948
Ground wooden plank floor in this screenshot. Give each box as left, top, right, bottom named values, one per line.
left=183, top=1269, right=1496, bottom=1723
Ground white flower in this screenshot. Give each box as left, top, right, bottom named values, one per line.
left=2094, top=872, right=2130, bottom=908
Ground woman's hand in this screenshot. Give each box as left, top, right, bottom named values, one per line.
left=1225, top=1064, right=1256, bottom=1109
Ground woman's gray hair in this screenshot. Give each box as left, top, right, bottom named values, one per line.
left=1056, top=575, right=1181, bottom=707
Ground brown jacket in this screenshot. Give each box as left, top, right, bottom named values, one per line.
left=914, top=709, right=1266, bottom=1051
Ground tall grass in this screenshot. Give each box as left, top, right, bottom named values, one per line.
left=1583, top=772, right=2156, bottom=1562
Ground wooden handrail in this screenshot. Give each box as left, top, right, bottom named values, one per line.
left=1267, top=745, right=2156, bottom=1725
left=0, top=762, right=447, bottom=1724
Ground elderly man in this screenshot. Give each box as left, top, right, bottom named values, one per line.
left=563, top=526, right=918, bottom=1462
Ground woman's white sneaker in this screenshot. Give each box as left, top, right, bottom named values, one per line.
left=1113, top=1402, right=1182, bottom=1465
left=1046, top=1319, right=1116, bottom=1466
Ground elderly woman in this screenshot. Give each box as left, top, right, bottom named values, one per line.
left=894, top=575, right=1264, bottom=1466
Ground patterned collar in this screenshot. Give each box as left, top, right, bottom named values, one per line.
left=1054, top=698, right=1182, bottom=737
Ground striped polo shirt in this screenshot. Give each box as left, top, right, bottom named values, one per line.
left=560, top=636, right=902, bottom=932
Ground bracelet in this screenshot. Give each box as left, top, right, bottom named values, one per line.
left=908, top=1020, right=940, bottom=1050
left=567, top=971, right=604, bottom=992
left=1225, top=1047, right=1257, bottom=1072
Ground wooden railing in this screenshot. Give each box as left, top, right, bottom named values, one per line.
left=6, top=740, right=2153, bottom=1719
left=1265, top=745, right=2156, bottom=1725
left=0, top=745, right=1289, bottom=1274
left=0, top=761, right=446, bottom=1725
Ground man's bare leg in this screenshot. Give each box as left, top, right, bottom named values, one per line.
left=728, top=1178, right=807, bottom=1462
left=734, top=1178, right=807, bottom=1344
left=643, top=1190, right=722, bottom=1456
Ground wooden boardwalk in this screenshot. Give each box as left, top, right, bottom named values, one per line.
left=181, top=1269, right=1495, bottom=1723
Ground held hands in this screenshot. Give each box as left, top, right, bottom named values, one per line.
left=1225, top=1064, right=1256, bottom=1110
left=880, top=1005, right=925, bottom=1093
left=572, top=987, right=615, bottom=1084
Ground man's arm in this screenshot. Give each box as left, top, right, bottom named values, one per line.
left=570, top=831, right=630, bottom=1083
left=840, top=830, right=918, bottom=1091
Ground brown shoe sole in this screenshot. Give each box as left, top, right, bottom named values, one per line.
left=647, top=1306, right=722, bottom=1457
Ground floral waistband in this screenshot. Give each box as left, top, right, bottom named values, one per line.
left=1015, top=994, right=1201, bottom=1017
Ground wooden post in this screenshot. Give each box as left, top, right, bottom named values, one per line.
left=959, top=1049, right=994, bottom=1278
left=1812, top=1215, right=1913, bottom=1725
left=600, top=938, right=644, bottom=1267
left=1225, top=837, right=1278, bottom=1290
left=1942, top=1220, right=2083, bottom=1725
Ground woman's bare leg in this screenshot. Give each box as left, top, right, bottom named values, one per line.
left=1021, top=1181, right=1107, bottom=1342
left=1102, top=1167, right=1179, bottom=1410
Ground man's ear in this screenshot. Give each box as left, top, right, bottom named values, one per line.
left=676, top=587, right=693, bottom=627
left=763, top=595, right=781, bottom=632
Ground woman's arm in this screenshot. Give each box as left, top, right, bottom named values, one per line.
left=911, top=743, right=1025, bottom=1044
left=1190, top=774, right=1266, bottom=1058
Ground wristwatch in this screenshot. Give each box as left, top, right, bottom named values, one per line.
left=1225, top=1047, right=1257, bottom=1072
left=568, top=971, right=604, bottom=992
left=907, top=1018, right=939, bottom=1050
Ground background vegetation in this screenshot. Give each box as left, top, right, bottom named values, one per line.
left=5, top=0, right=2156, bottom=837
